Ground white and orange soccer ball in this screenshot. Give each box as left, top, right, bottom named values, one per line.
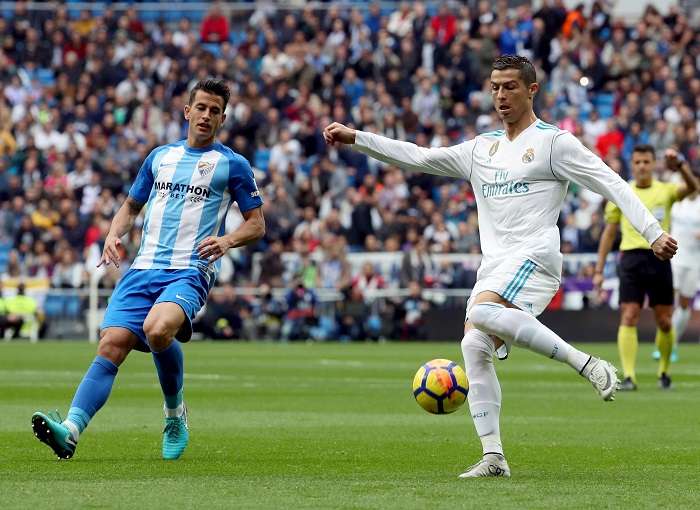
left=412, top=359, right=469, bottom=414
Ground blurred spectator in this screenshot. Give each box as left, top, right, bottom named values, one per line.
left=352, top=262, right=385, bottom=303
left=198, top=284, right=251, bottom=340
left=336, top=285, right=371, bottom=341
left=200, top=3, right=230, bottom=43
left=0, top=280, right=23, bottom=338
left=395, top=281, right=430, bottom=340
left=2, top=282, right=41, bottom=339
left=250, top=283, right=284, bottom=340
left=0, top=1, right=697, bottom=338
left=281, top=281, right=318, bottom=341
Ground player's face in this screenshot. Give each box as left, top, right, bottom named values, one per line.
left=184, top=90, right=226, bottom=146
left=490, top=69, right=537, bottom=123
left=631, top=151, right=655, bottom=185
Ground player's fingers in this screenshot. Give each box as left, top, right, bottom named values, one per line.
left=197, top=238, right=215, bottom=252
left=105, top=246, right=120, bottom=267
left=103, top=246, right=117, bottom=265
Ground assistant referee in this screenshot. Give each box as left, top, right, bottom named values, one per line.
left=594, top=145, right=698, bottom=390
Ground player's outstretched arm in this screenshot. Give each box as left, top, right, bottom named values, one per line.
left=98, top=197, right=144, bottom=268
left=197, top=206, right=265, bottom=263
left=551, top=133, right=676, bottom=260
left=323, top=122, right=473, bottom=180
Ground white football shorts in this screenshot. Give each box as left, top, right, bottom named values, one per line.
left=672, top=262, right=700, bottom=299
left=465, top=256, right=560, bottom=319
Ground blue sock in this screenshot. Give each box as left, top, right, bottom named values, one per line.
left=152, top=341, right=184, bottom=409
left=67, top=356, right=118, bottom=433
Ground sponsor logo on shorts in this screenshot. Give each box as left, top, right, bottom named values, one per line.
left=175, top=293, right=193, bottom=305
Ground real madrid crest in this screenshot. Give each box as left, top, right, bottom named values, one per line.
left=489, top=141, right=499, bottom=157
left=522, top=148, right=534, bottom=164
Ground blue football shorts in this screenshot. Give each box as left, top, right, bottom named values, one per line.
left=100, top=268, right=210, bottom=352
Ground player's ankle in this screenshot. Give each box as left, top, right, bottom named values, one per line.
left=62, top=420, right=80, bottom=443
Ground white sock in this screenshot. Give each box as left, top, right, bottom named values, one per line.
left=62, top=420, right=80, bottom=442
left=164, top=403, right=185, bottom=418
left=672, top=307, right=690, bottom=346
left=461, top=328, right=503, bottom=456
left=469, top=302, right=591, bottom=373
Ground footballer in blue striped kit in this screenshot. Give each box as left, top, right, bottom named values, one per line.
left=31, top=79, right=265, bottom=460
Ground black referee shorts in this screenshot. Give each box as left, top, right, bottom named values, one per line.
left=618, top=249, right=674, bottom=306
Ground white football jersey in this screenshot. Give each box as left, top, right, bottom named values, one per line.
left=670, top=194, right=700, bottom=269
left=353, top=119, right=663, bottom=281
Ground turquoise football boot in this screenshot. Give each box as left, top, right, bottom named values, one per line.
left=652, top=348, right=679, bottom=362
left=31, top=411, right=77, bottom=459
left=162, top=405, right=189, bottom=460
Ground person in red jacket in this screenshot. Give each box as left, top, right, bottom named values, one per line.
left=201, top=3, right=230, bottom=43
left=430, top=5, right=457, bottom=46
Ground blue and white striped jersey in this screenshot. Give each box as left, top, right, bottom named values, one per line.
left=128, top=140, right=263, bottom=277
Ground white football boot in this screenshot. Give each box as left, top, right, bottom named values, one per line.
left=581, top=357, right=619, bottom=401
left=458, top=453, right=511, bottom=478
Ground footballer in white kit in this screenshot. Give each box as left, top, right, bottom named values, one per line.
left=324, top=55, right=678, bottom=478
left=670, top=194, right=700, bottom=341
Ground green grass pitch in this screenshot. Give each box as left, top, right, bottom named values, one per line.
left=1, top=341, right=699, bottom=509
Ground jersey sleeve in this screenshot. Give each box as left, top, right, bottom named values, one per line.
left=128, top=149, right=158, bottom=204
left=228, top=155, right=263, bottom=213
left=353, top=130, right=475, bottom=180
left=551, top=132, right=664, bottom=245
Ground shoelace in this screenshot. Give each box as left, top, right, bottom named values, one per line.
left=164, top=417, right=184, bottom=440
left=590, top=365, right=610, bottom=388
left=48, top=410, right=64, bottom=423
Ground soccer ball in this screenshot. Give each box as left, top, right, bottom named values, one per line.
left=412, top=359, right=468, bottom=414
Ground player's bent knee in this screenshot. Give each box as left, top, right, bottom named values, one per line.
left=97, top=330, right=134, bottom=366
left=468, top=303, right=504, bottom=333
left=620, top=306, right=640, bottom=326
left=461, top=328, right=495, bottom=360
left=143, top=318, right=175, bottom=352
left=657, top=317, right=673, bottom=332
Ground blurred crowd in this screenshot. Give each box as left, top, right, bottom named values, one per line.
left=1, top=1, right=698, bottom=313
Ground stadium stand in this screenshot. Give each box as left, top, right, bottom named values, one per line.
left=1, top=1, right=698, bottom=339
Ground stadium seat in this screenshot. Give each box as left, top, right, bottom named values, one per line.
left=592, top=93, right=615, bottom=119
left=0, top=241, right=12, bottom=273
left=253, top=149, right=270, bottom=172
left=36, top=68, right=55, bottom=86
left=201, top=43, right=222, bottom=58
left=42, top=295, right=65, bottom=319
left=65, top=296, right=82, bottom=318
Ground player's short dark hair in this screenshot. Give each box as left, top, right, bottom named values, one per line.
left=492, top=55, right=537, bottom=85
left=632, top=144, right=655, bottom=159
left=188, top=79, right=230, bottom=108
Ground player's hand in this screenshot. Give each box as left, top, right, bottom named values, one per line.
left=97, top=234, right=122, bottom=268
left=650, top=232, right=677, bottom=260
left=323, top=122, right=356, bottom=146
left=592, top=272, right=604, bottom=290
left=664, top=148, right=685, bottom=171
left=197, top=236, right=231, bottom=263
